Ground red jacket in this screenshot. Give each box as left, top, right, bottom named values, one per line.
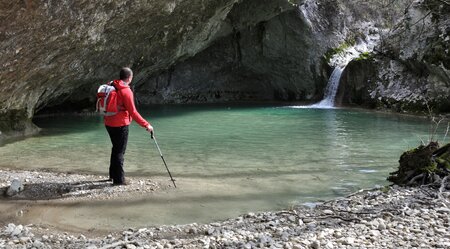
left=104, top=80, right=150, bottom=128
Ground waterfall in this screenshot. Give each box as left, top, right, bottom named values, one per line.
left=288, top=3, right=381, bottom=109
left=308, top=31, right=380, bottom=109
left=310, top=66, right=345, bottom=108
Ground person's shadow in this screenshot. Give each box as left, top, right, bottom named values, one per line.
left=1, top=180, right=112, bottom=200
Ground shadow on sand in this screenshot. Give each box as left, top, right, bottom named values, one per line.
left=1, top=180, right=112, bottom=200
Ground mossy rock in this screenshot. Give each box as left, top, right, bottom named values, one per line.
left=0, top=109, right=39, bottom=139
left=434, top=143, right=450, bottom=170
left=354, top=52, right=373, bottom=61
left=388, top=142, right=450, bottom=185
left=323, top=39, right=357, bottom=63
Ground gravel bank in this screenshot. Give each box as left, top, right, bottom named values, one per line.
left=0, top=169, right=164, bottom=201
left=1, top=170, right=449, bottom=249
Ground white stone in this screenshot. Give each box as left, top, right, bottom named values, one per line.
left=11, top=225, right=23, bottom=237
left=436, top=207, right=450, bottom=213
left=19, top=237, right=30, bottom=243
left=370, top=230, right=381, bottom=237
left=333, top=231, right=343, bottom=238
left=311, top=240, right=320, bottom=249
left=4, top=224, right=15, bottom=234
left=434, top=227, right=446, bottom=234
left=6, top=179, right=24, bottom=197
left=126, top=244, right=137, bottom=249
left=288, top=216, right=296, bottom=222
left=343, top=237, right=355, bottom=245
left=378, top=222, right=387, bottom=230
left=323, top=210, right=333, bottom=215
left=32, top=240, right=44, bottom=249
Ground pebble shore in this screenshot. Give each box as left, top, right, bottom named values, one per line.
left=1, top=170, right=450, bottom=248
left=0, top=169, right=163, bottom=201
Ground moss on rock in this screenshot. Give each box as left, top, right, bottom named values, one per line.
left=0, top=109, right=38, bottom=139
left=323, top=37, right=357, bottom=63
left=388, top=142, right=450, bottom=186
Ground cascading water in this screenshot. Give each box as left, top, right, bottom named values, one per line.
left=294, top=0, right=381, bottom=109
left=309, top=66, right=344, bottom=108
left=309, top=33, right=378, bottom=109
left=316, top=31, right=380, bottom=109
left=292, top=32, right=378, bottom=110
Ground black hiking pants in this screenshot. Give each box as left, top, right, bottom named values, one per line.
left=106, top=125, right=129, bottom=184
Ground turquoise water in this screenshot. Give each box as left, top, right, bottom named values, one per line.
left=0, top=105, right=446, bottom=228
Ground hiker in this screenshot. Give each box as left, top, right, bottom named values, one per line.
left=104, top=67, right=153, bottom=185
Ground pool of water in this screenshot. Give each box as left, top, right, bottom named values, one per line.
left=0, top=104, right=444, bottom=230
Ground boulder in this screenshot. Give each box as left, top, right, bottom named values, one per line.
left=5, top=179, right=24, bottom=197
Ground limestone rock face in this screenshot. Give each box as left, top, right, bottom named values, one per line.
left=337, top=59, right=378, bottom=108
left=0, top=0, right=242, bottom=135
left=0, top=0, right=298, bottom=135
left=340, top=0, right=450, bottom=112
left=135, top=0, right=405, bottom=105
left=135, top=9, right=321, bottom=104
left=1, top=0, right=247, bottom=103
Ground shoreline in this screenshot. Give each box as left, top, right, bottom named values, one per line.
left=0, top=168, right=166, bottom=202
left=1, top=168, right=449, bottom=248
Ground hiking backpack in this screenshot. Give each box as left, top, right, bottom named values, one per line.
left=96, top=81, right=120, bottom=116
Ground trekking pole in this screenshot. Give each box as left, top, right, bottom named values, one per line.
left=151, top=132, right=177, bottom=188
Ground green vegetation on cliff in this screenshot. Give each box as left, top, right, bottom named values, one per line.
left=323, top=38, right=357, bottom=63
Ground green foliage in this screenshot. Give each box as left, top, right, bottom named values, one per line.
left=436, top=157, right=450, bottom=170
left=287, top=0, right=297, bottom=6
left=381, top=185, right=390, bottom=193
left=422, top=161, right=438, bottom=173
left=354, top=52, right=373, bottom=61
left=323, top=38, right=357, bottom=63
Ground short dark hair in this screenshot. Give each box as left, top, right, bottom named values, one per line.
left=120, top=67, right=133, bottom=80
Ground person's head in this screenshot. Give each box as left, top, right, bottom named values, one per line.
left=120, top=67, right=133, bottom=84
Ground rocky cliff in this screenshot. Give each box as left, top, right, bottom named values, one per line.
left=1, top=0, right=247, bottom=136
left=0, top=0, right=445, bottom=138
left=339, top=0, right=450, bottom=113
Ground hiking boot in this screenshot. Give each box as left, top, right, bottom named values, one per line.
left=113, top=179, right=129, bottom=186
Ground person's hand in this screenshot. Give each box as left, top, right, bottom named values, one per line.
left=146, top=124, right=154, bottom=138
left=146, top=124, right=154, bottom=133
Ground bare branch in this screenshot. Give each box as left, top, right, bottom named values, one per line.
left=408, top=173, right=425, bottom=185
left=442, top=122, right=449, bottom=143
left=381, top=0, right=399, bottom=8
left=436, top=0, right=450, bottom=6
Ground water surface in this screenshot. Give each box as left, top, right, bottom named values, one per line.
left=0, top=105, right=444, bottom=230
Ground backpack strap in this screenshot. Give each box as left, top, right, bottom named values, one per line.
left=108, top=81, right=116, bottom=89
left=111, top=80, right=127, bottom=112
